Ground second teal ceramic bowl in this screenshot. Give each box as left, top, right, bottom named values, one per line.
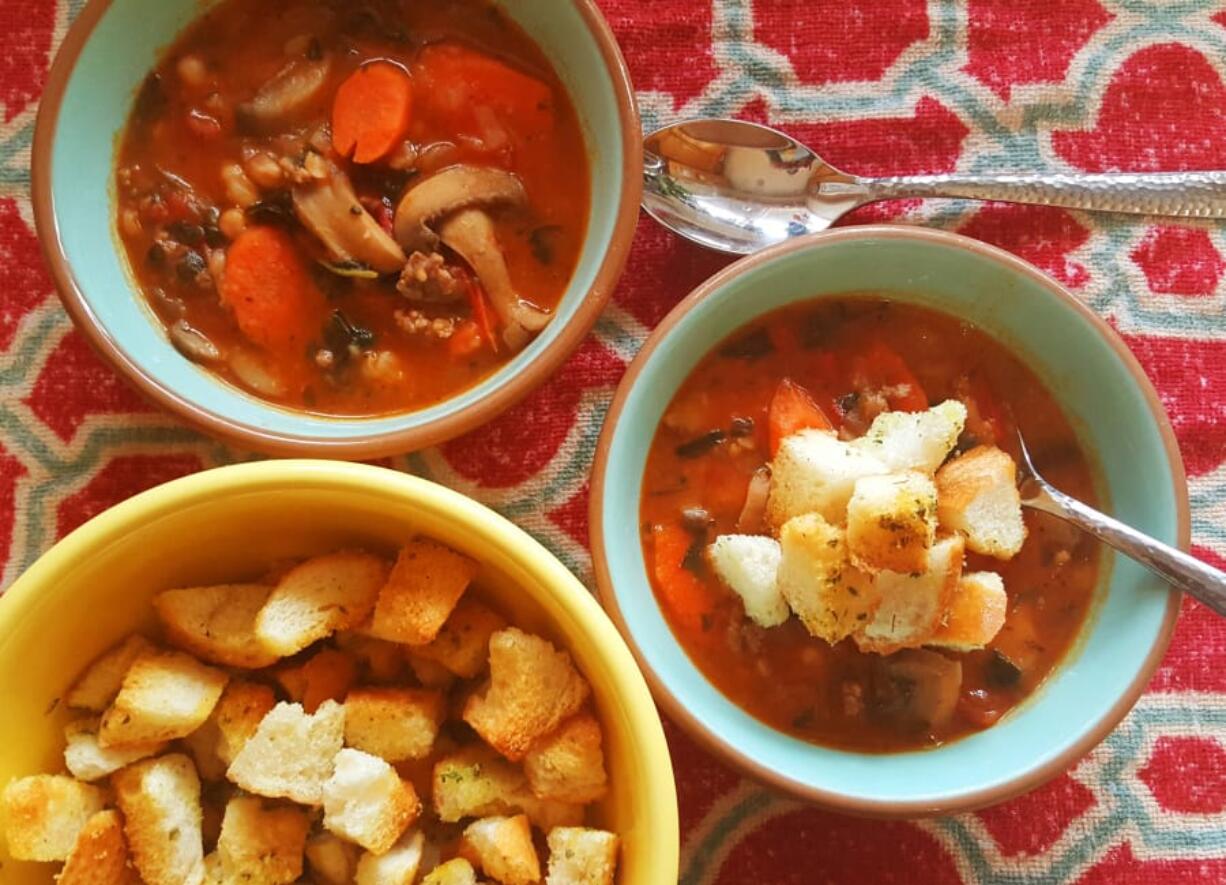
left=33, top=0, right=640, bottom=458
left=590, top=226, right=1186, bottom=817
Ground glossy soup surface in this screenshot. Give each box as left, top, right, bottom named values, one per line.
left=115, top=0, right=589, bottom=416
left=639, top=297, right=1101, bottom=753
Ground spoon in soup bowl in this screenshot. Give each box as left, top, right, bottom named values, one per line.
left=643, top=118, right=1226, bottom=255
left=1013, top=424, right=1226, bottom=616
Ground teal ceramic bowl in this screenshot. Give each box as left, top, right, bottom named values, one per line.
left=590, top=226, right=1186, bottom=817
left=33, top=0, right=640, bottom=458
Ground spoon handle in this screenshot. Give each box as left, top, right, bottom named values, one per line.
left=1023, top=480, right=1226, bottom=616
left=853, top=171, right=1226, bottom=217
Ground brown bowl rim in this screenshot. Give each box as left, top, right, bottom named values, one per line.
left=31, top=0, right=642, bottom=459
left=588, top=224, right=1188, bottom=819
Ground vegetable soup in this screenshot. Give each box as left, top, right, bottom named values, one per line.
left=639, top=297, right=1100, bottom=753
left=115, top=0, right=589, bottom=415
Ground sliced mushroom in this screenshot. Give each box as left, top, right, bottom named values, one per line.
left=869, top=649, right=963, bottom=731
left=438, top=208, right=550, bottom=348
left=237, top=53, right=332, bottom=132
left=292, top=161, right=406, bottom=273
left=393, top=165, right=527, bottom=253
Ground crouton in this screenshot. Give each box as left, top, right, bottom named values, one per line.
left=226, top=700, right=345, bottom=805
left=415, top=598, right=508, bottom=678
left=545, top=827, right=619, bottom=885
left=929, top=571, right=1008, bottom=652
left=64, top=717, right=165, bottom=782
left=432, top=745, right=525, bottom=823
left=355, top=829, right=425, bottom=885
left=0, top=774, right=106, bottom=861
left=216, top=796, right=309, bottom=885
left=777, top=513, right=879, bottom=644
left=463, top=815, right=540, bottom=885
left=274, top=647, right=358, bottom=713
left=112, top=753, right=204, bottom=885
left=767, top=429, right=888, bottom=527
left=345, top=687, right=444, bottom=762
left=935, top=445, right=1027, bottom=559
left=335, top=631, right=408, bottom=683
left=59, top=809, right=131, bottom=885
left=306, top=832, right=359, bottom=884
left=204, top=853, right=224, bottom=884
left=407, top=652, right=457, bottom=689
left=323, top=748, right=420, bottom=855
left=855, top=534, right=965, bottom=654
left=524, top=713, right=607, bottom=804
left=706, top=535, right=788, bottom=628
left=99, top=648, right=228, bottom=747
left=65, top=635, right=154, bottom=712
left=212, top=681, right=277, bottom=767
left=183, top=723, right=226, bottom=784
left=846, top=471, right=938, bottom=573
left=154, top=583, right=279, bottom=668
left=515, top=795, right=585, bottom=831
left=851, top=399, right=967, bottom=474
left=367, top=540, right=479, bottom=645
left=463, top=628, right=590, bottom=761
left=421, top=858, right=478, bottom=885
left=255, top=550, right=388, bottom=656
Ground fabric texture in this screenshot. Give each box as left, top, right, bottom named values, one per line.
left=1, top=0, right=1225, bottom=881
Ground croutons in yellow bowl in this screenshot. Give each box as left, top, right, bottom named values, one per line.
left=0, top=461, right=678, bottom=883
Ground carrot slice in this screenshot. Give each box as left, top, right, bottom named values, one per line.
left=768, top=378, right=833, bottom=456
left=412, top=43, right=553, bottom=141
left=465, top=276, right=499, bottom=354
left=220, top=226, right=324, bottom=354
left=332, top=61, right=413, bottom=163
left=853, top=341, right=928, bottom=412
left=651, top=523, right=717, bottom=633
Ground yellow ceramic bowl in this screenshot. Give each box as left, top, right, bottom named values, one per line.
left=0, top=461, right=677, bottom=884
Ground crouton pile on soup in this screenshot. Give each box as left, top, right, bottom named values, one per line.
left=0, top=543, right=620, bottom=885
left=640, top=297, right=1101, bottom=752
left=115, top=0, right=589, bottom=415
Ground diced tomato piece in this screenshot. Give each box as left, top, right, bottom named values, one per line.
left=448, top=320, right=484, bottom=358
left=768, top=378, right=833, bottom=456
left=853, top=341, right=928, bottom=412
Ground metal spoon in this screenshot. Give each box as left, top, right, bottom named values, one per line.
left=1014, top=426, right=1226, bottom=616
left=643, top=118, right=1226, bottom=254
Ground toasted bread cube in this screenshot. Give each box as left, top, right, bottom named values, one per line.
left=767, top=429, right=888, bottom=528
left=463, top=628, right=590, bottom=761
left=255, top=550, right=388, bottom=657
left=65, top=635, right=153, bottom=712
left=64, top=717, right=165, bottom=782
left=407, top=651, right=457, bottom=689
left=422, top=858, right=478, bottom=885
left=0, top=774, right=106, bottom=861
left=216, top=796, right=309, bottom=885
left=275, top=647, right=358, bottom=713
left=204, top=852, right=224, bottom=884
left=227, top=700, right=345, bottom=805
left=706, top=535, right=788, bottom=628
left=432, top=745, right=525, bottom=823
left=355, top=829, right=425, bottom=885
left=212, top=681, right=277, bottom=766
left=59, top=809, right=131, bottom=885
left=345, top=687, right=444, bottom=762
left=155, top=583, right=279, bottom=668
left=523, top=713, right=607, bottom=804
left=516, top=795, right=585, bottom=831
left=415, top=598, right=508, bottom=678
left=323, top=748, right=420, bottom=855
left=113, top=754, right=204, bottom=885
left=336, top=631, right=408, bottom=683
left=936, top=445, right=1027, bottom=559
left=367, top=540, right=479, bottom=645
left=846, top=471, right=938, bottom=573
left=929, top=571, right=1008, bottom=652
left=307, top=832, right=360, bottom=884
left=855, top=534, right=965, bottom=654
left=99, top=648, right=228, bottom=747
left=777, top=514, right=879, bottom=644
left=545, top=827, right=619, bottom=885
left=851, top=399, right=967, bottom=474
left=464, top=815, right=540, bottom=885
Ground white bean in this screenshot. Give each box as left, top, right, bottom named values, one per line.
left=120, top=207, right=142, bottom=237
left=176, top=54, right=209, bottom=89
left=243, top=152, right=283, bottom=189
left=221, top=163, right=260, bottom=208
left=219, top=207, right=246, bottom=240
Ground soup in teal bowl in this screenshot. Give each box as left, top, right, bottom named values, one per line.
left=590, top=225, right=1185, bottom=817
left=34, top=0, right=640, bottom=457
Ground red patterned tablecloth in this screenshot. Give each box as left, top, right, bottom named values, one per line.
left=3, top=0, right=1226, bottom=882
